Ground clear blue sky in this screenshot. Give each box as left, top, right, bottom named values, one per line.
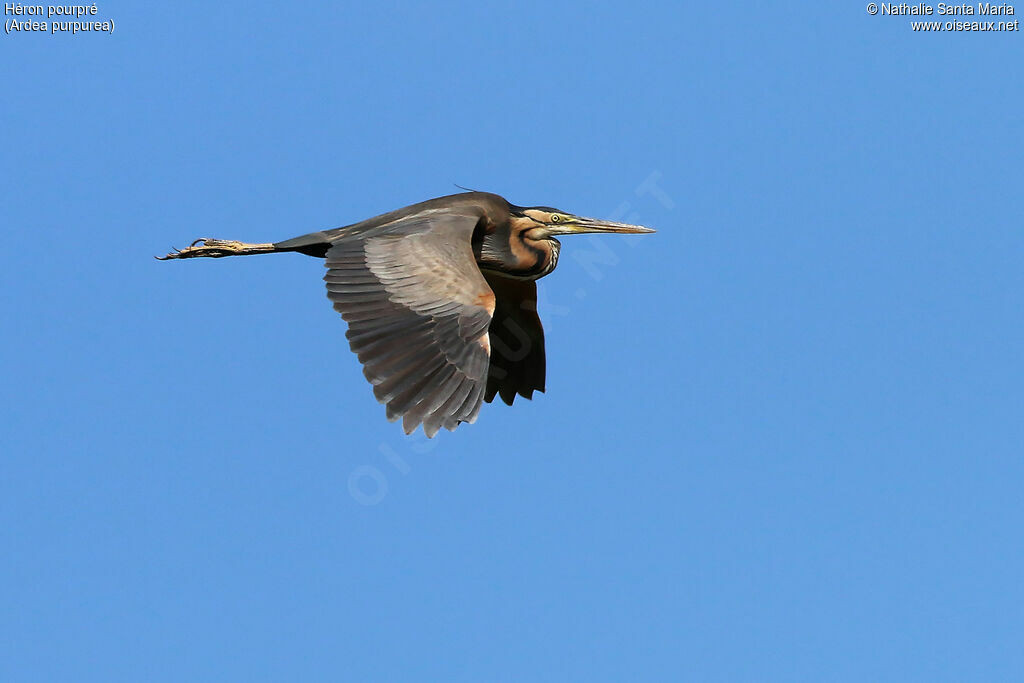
left=3, top=2, right=1022, bottom=681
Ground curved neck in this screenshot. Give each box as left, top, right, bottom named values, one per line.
left=473, top=216, right=559, bottom=280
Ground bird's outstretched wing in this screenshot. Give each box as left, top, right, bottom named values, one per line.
left=324, top=213, right=494, bottom=437
left=483, top=275, right=546, bottom=405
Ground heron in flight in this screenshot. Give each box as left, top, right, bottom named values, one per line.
left=159, top=192, right=654, bottom=437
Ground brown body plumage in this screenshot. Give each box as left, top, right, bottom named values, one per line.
left=159, top=192, right=653, bottom=436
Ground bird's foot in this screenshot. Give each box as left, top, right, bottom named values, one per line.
left=156, top=239, right=273, bottom=260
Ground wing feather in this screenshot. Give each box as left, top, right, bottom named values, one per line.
left=482, top=275, right=546, bottom=405
left=324, top=212, right=494, bottom=435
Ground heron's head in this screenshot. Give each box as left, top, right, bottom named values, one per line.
left=513, top=206, right=656, bottom=239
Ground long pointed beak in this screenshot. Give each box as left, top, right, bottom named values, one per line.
left=557, top=217, right=656, bottom=235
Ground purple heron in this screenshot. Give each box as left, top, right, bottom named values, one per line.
left=159, top=192, right=654, bottom=437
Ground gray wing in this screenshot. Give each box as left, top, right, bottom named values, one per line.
left=324, top=213, right=495, bottom=437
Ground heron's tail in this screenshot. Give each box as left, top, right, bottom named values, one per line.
left=272, top=230, right=333, bottom=257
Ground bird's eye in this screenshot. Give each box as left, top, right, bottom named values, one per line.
left=550, top=214, right=561, bottom=223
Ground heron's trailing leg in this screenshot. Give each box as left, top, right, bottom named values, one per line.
left=157, top=238, right=278, bottom=260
